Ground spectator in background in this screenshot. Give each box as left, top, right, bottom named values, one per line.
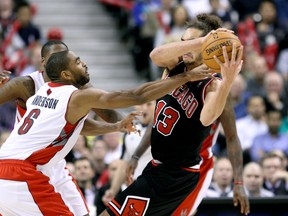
left=91, top=139, right=109, bottom=189
left=0, top=0, right=15, bottom=40
left=182, top=0, right=212, bottom=18
left=276, top=31, right=288, bottom=80
left=19, top=42, right=42, bottom=76
left=0, top=101, right=16, bottom=132
left=129, top=0, right=159, bottom=81
left=243, top=162, right=274, bottom=197
left=206, top=157, right=234, bottom=197
left=47, top=27, right=63, bottom=41
left=209, top=0, right=235, bottom=29
left=230, top=74, right=251, bottom=119
left=95, top=159, right=127, bottom=216
left=263, top=72, right=287, bottom=117
left=153, top=4, right=190, bottom=79
left=102, top=132, right=123, bottom=164
left=1, top=1, right=42, bottom=76
left=236, top=95, right=268, bottom=163
left=261, top=152, right=288, bottom=195
left=74, top=157, right=97, bottom=216
left=66, top=135, right=92, bottom=163
left=245, top=55, right=269, bottom=96
left=230, top=0, right=262, bottom=21
left=14, top=1, right=41, bottom=47
left=250, top=109, right=288, bottom=162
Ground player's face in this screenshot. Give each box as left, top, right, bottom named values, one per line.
left=67, top=51, right=90, bottom=87
left=181, top=28, right=203, bottom=67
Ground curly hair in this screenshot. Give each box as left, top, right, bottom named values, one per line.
left=186, top=13, right=222, bottom=36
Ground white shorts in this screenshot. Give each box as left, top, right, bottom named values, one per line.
left=38, top=159, right=89, bottom=216
left=0, top=159, right=87, bottom=216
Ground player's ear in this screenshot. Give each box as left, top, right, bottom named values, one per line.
left=41, top=57, right=46, bottom=68
left=61, top=70, right=72, bottom=80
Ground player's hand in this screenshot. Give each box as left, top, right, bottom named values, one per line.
left=117, top=111, right=142, bottom=134
left=186, top=64, right=214, bottom=82
left=102, top=189, right=116, bottom=206
left=233, top=184, right=250, bottom=215
left=213, top=43, right=243, bottom=85
left=127, top=157, right=139, bottom=181
left=203, top=28, right=234, bottom=43
left=0, top=70, right=11, bottom=87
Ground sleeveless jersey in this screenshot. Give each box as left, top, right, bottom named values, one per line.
left=151, top=62, right=215, bottom=167
left=14, top=71, right=45, bottom=125
left=200, top=120, right=221, bottom=160
left=0, top=82, right=87, bottom=168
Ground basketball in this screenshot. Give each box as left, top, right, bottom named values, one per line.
left=201, top=31, right=242, bottom=73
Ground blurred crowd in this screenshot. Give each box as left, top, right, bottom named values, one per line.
left=1, top=0, right=288, bottom=215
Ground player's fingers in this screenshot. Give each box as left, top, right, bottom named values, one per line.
left=244, top=198, right=250, bottom=215
left=222, top=46, right=229, bottom=63
left=213, top=55, right=223, bottom=66
left=231, top=43, right=237, bottom=64
left=129, top=111, right=143, bottom=117
left=2, top=70, right=11, bottom=75
left=236, top=45, right=244, bottom=64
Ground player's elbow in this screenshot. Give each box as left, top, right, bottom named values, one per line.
left=200, top=113, right=216, bottom=127
left=149, top=48, right=164, bottom=67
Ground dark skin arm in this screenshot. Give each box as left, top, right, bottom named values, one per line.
left=0, top=73, right=124, bottom=123
left=220, top=95, right=250, bottom=215
left=80, top=111, right=141, bottom=136
left=82, top=83, right=124, bottom=122
left=0, top=76, right=35, bottom=107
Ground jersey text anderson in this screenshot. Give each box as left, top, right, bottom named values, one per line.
left=31, top=95, right=59, bottom=109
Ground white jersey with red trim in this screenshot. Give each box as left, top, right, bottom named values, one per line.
left=14, top=71, right=45, bottom=126
left=0, top=82, right=87, bottom=168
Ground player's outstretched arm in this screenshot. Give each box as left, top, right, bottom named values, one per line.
left=68, top=68, right=211, bottom=124
left=81, top=82, right=125, bottom=123
left=220, top=95, right=250, bottom=215
left=80, top=111, right=142, bottom=136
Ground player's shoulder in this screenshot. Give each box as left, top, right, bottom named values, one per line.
left=9, top=75, right=34, bottom=87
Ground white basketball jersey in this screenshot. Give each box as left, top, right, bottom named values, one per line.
left=15, top=71, right=45, bottom=125
left=0, top=82, right=87, bottom=168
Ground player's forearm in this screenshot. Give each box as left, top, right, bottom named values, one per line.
left=92, top=108, right=124, bottom=122
left=132, top=73, right=191, bottom=103
left=81, top=118, right=119, bottom=136
left=97, top=73, right=191, bottom=109
left=133, top=122, right=152, bottom=159
left=150, top=37, right=204, bottom=67
left=226, top=136, right=243, bottom=181
left=201, top=82, right=232, bottom=126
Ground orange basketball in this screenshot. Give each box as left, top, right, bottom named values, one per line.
left=201, top=31, right=242, bottom=73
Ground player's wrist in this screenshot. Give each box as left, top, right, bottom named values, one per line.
left=233, top=180, right=243, bottom=185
